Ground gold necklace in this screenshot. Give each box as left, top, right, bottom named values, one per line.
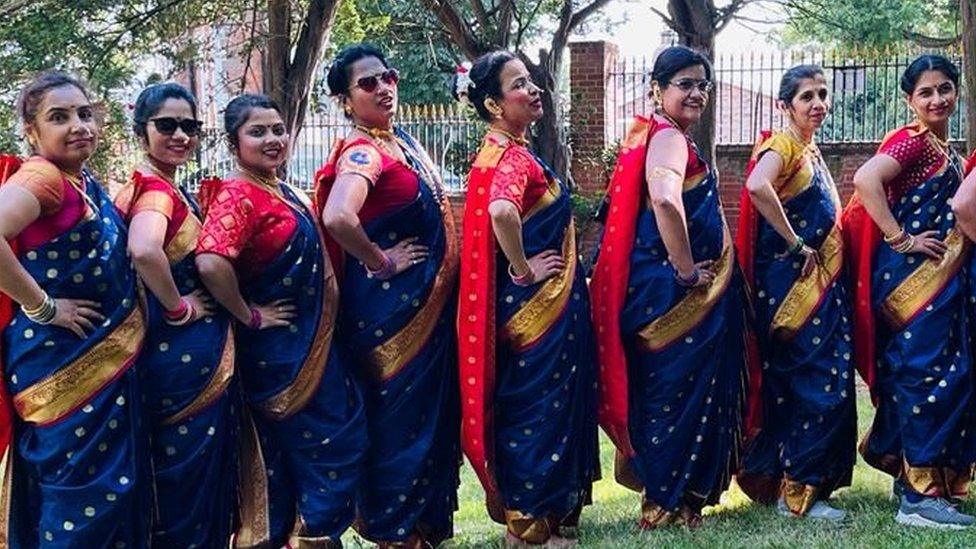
left=237, top=164, right=283, bottom=199
left=143, top=160, right=197, bottom=216
left=354, top=124, right=395, bottom=141
left=489, top=126, right=529, bottom=146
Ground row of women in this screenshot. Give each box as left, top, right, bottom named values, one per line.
left=0, top=40, right=975, bottom=548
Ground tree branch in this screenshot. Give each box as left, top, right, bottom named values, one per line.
left=419, top=0, right=484, bottom=58
left=89, top=0, right=190, bottom=73
left=567, top=0, right=613, bottom=34
left=495, top=0, right=515, bottom=47
left=902, top=29, right=961, bottom=47
left=470, top=0, right=490, bottom=31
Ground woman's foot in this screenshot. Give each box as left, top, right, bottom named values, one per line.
left=776, top=497, right=848, bottom=522
left=895, top=495, right=975, bottom=529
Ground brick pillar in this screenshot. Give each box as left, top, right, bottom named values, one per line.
left=569, top=41, right=618, bottom=196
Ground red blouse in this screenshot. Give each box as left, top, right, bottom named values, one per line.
left=878, top=123, right=952, bottom=203
left=114, top=171, right=194, bottom=248
left=196, top=178, right=298, bottom=277
left=335, top=138, right=419, bottom=223
left=6, top=156, right=87, bottom=250
left=487, top=136, right=551, bottom=215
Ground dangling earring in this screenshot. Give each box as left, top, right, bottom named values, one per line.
left=651, top=83, right=663, bottom=111
left=343, top=104, right=353, bottom=117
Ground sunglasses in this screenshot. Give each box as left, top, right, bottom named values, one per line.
left=353, top=69, right=400, bottom=93
left=149, top=117, right=204, bottom=137
left=669, top=78, right=714, bottom=94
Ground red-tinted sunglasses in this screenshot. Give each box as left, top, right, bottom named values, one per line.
left=353, top=69, right=399, bottom=93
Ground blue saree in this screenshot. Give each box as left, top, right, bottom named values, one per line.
left=737, top=133, right=857, bottom=513
left=459, top=136, right=599, bottom=544
left=214, top=182, right=367, bottom=547
left=116, top=171, right=238, bottom=547
left=848, top=126, right=976, bottom=499
left=593, top=115, right=750, bottom=527
left=2, top=164, right=150, bottom=547
left=318, top=129, right=460, bottom=546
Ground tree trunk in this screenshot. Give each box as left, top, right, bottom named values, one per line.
left=668, top=0, right=718, bottom=163
left=263, top=0, right=340, bottom=141
left=525, top=53, right=572, bottom=185
left=962, top=0, right=976, bottom=153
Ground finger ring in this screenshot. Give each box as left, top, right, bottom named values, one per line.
left=411, top=259, right=417, bottom=265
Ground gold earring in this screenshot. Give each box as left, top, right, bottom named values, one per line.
left=343, top=104, right=353, bottom=116
left=485, top=99, right=503, bottom=119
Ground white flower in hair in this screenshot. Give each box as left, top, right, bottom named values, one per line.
left=455, top=62, right=474, bottom=107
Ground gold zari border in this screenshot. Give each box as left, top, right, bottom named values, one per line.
left=637, top=224, right=733, bottom=352
left=769, top=224, right=844, bottom=340
left=371, top=203, right=459, bottom=380
left=881, top=228, right=970, bottom=330
left=163, top=326, right=235, bottom=425
left=163, top=212, right=202, bottom=264
left=14, top=306, right=144, bottom=425
left=235, top=410, right=271, bottom=547
left=501, top=221, right=577, bottom=350
left=254, top=200, right=338, bottom=420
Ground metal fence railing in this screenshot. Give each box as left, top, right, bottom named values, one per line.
left=608, top=47, right=968, bottom=146
left=119, top=104, right=485, bottom=192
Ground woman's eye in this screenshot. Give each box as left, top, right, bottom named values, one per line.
left=272, top=126, right=285, bottom=136
left=78, top=110, right=93, bottom=121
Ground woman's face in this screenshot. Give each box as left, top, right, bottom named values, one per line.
left=784, top=75, right=831, bottom=134
left=26, top=84, right=99, bottom=172
left=494, top=58, right=544, bottom=127
left=344, top=56, right=398, bottom=129
left=234, top=107, right=289, bottom=175
left=906, top=69, right=957, bottom=130
left=657, top=64, right=710, bottom=130
left=142, top=97, right=199, bottom=169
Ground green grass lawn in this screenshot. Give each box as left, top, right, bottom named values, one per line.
left=345, top=389, right=976, bottom=547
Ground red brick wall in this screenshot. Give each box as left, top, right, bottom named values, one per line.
left=569, top=41, right=618, bottom=196
left=715, top=142, right=874, bottom=235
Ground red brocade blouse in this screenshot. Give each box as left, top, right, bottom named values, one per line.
left=334, top=138, right=419, bottom=223
left=486, top=135, right=551, bottom=214
left=196, top=178, right=298, bottom=277
left=878, top=123, right=955, bottom=203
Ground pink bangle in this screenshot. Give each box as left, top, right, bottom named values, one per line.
left=508, top=263, right=534, bottom=286
left=247, top=307, right=262, bottom=330
left=164, top=298, right=194, bottom=326
left=366, top=252, right=396, bottom=280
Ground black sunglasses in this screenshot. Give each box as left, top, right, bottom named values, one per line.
left=669, top=78, right=714, bottom=94
left=150, top=117, right=204, bottom=137
left=353, top=69, right=399, bottom=93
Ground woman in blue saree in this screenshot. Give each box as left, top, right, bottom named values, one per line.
left=196, top=94, right=367, bottom=547
left=0, top=72, right=149, bottom=546
left=316, top=45, right=460, bottom=548
left=591, top=46, right=753, bottom=529
left=845, top=54, right=976, bottom=528
left=114, top=83, right=237, bottom=547
left=736, top=65, right=856, bottom=521
left=458, top=50, right=599, bottom=547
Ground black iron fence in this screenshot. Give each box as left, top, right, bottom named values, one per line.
left=120, top=104, right=484, bottom=192
left=608, top=47, right=968, bottom=146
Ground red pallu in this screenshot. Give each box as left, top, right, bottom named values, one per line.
left=0, top=155, right=23, bottom=469
left=456, top=141, right=505, bottom=521
left=733, top=130, right=773, bottom=438
left=591, top=116, right=765, bottom=463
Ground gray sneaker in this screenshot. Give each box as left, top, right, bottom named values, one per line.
left=776, top=498, right=848, bottom=522
left=895, top=495, right=976, bottom=529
